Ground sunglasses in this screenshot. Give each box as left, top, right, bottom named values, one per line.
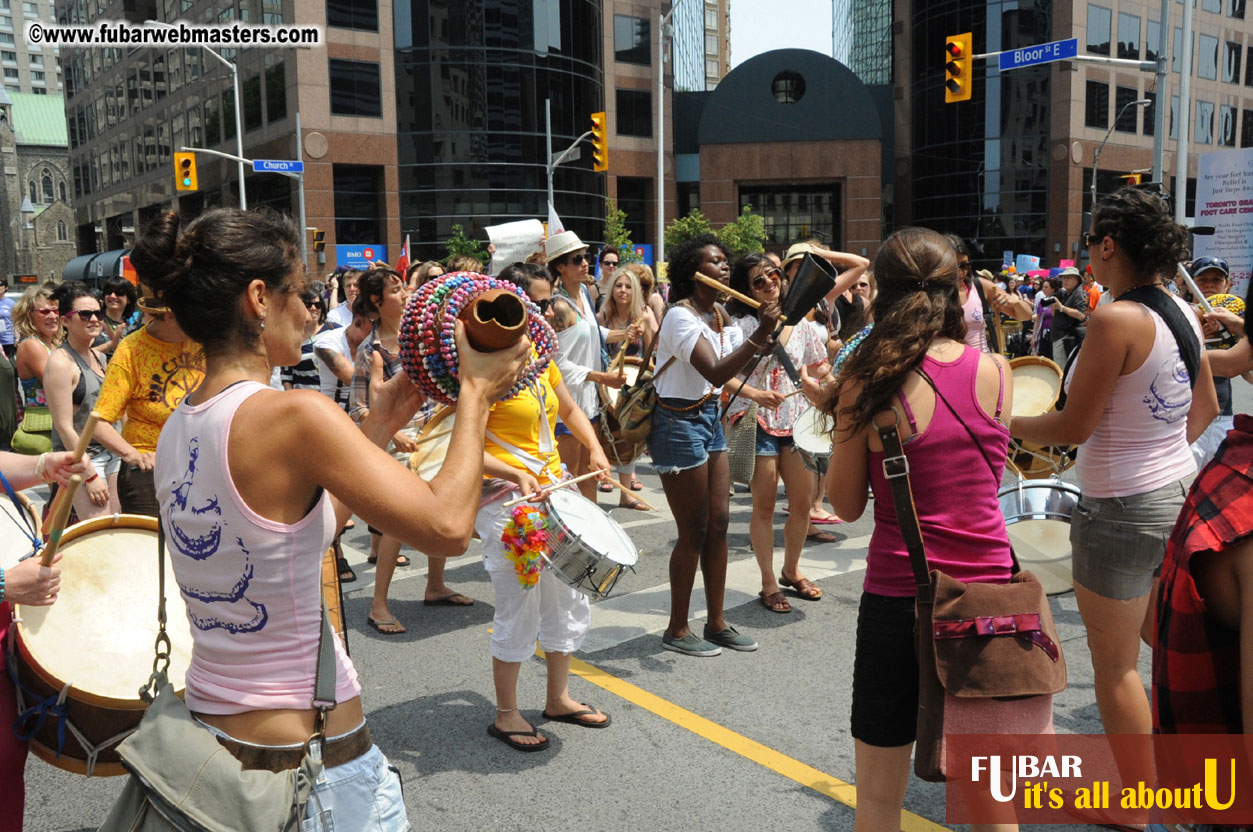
left=751, top=269, right=781, bottom=289
left=104, top=290, right=127, bottom=297
left=68, top=309, right=102, bottom=320
left=957, top=261, right=973, bottom=273
left=535, top=298, right=553, bottom=313
left=305, top=300, right=324, bottom=310
left=856, top=282, right=870, bottom=289
left=1083, top=231, right=1106, bottom=248
left=602, top=260, right=618, bottom=268
left=568, top=253, right=591, bottom=265
left=33, top=308, right=57, bottom=316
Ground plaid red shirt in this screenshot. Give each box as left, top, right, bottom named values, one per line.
left=1153, top=414, right=1253, bottom=735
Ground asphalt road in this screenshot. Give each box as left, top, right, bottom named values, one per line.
left=22, top=378, right=1252, bottom=832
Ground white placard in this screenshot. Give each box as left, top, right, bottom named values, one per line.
left=1193, top=148, right=1253, bottom=298
left=486, top=219, right=545, bottom=275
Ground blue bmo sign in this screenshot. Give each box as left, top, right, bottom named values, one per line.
left=335, top=245, right=388, bottom=268
left=999, top=38, right=1078, bottom=71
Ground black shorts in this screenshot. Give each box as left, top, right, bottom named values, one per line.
left=850, top=591, right=919, bottom=748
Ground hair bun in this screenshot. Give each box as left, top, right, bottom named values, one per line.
left=130, top=210, right=182, bottom=296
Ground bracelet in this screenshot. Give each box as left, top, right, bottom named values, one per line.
left=34, top=453, right=52, bottom=483
left=0, top=566, right=6, bottom=604
left=85, top=473, right=100, bottom=484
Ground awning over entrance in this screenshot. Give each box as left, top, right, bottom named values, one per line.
left=61, top=249, right=128, bottom=285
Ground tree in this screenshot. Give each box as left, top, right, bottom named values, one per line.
left=717, top=204, right=767, bottom=259
left=663, top=208, right=713, bottom=254
left=442, top=224, right=489, bottom=265
left=603, top=198, right=639, bottom=263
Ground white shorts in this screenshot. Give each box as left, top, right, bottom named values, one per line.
left=475, top=495, right=591, bottom=664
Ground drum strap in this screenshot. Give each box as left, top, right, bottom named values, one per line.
left=0, top=469, right=39, bottom=555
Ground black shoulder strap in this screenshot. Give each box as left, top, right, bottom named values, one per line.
left=1118, top=286, right=1201, bottom=391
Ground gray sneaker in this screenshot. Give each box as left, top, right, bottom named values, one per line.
left=662, top=631, right=722, bottom=657
left=703, top=625, right=758, bottom=652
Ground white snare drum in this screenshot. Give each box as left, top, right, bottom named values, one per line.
left=1007, top=356, right=1076, bottom=479
left=998, top=479, right=1078, bottom=595
left=792, top=406, right=832, bottom=476
left=12, top=513, right=195, bottom=775
left=540, top=490, right=638, bottom=599
left=0, top=490, right=41, bottom=571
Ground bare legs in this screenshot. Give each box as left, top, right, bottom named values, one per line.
left=557, top=434, right=595, bottom=500
left=491, top=651, right=607, bottom=747
left=659, top=451, right=731, bottom=638
left=368, top=535, right=404, bottom=633
left=1073, top=581, right=1154, bottom=735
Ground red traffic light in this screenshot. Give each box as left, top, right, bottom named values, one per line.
left=946, top=41, right=963, bottom=58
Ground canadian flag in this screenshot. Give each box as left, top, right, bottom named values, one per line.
left=395, top=234, right=411, bottom=276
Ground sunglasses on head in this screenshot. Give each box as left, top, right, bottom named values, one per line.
left=68, top=309, right=102, bottom=321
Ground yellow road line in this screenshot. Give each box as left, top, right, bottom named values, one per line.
left=563, top=654, right=949, bottom=832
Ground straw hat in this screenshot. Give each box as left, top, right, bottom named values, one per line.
left=545, top=230, right=588, bottom=262
left=135, top=282, right=169, bottom=314
left=781, top=241, right=821, bottom=268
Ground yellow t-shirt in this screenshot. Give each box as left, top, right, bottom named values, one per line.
left=96, top=327, right=204, bottom=453
left=485, top=359, right=563, bottom=483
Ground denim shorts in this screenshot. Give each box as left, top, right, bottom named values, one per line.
left=646, top=398, right=725, bottom=474
left=755, top=429, right=793, bottom=458
left=301, top=744, right=408, bottom=832
left=1071, top=478, right=1187, bottom=600
left=555, top=414, right=598, bottom=437
left=88, top=447, right=121, bottom=478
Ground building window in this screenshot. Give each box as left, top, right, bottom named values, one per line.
left=705, top=6, right=717, bottom=27
left=1117, top=13, right=1140, bottom=59
left=243, top=74, right=262, bottom=131
left=1231, top=0, right=1247, bottom=18
left=326, top=0, right=377, bottom=31
left=1198, top=34, right=1218, bottom=79
left=21, top=2, right=35, bottom=14
left=222, top=88, right=236, bottom=138
left=332, top=164, right=383, bottom=244
left=1242, top=109, right=1253, bottom=146
left=1115, top=86, right=1139, bottom=132
left=0, top=51, right=12, bottom=64
left=0, top=32, right=14, bottom=45
left=1171, top=95, right=1179, bottom=139
left=31, top=70, right=43, bottom=83
left=328, top=59, right=381, bottom=117
left=56, top=221, right=66, bottom=241
left=1146, top=20, right=1161, bottom=62
left=41, top=169, right=52, bottom=202
left=739, top=185, right=840, bottom=249
left=26, top=180, right=33, bottom=203
left=1224, top=41, right=1242, bottom=83
left=0, top=16, right=11, bottom=30
left=613, top=15, right=649, bottom=65
left=1085, top=79, right=1109, bottom=128
left=1247, top=46, right=1253, bottom=85
left=771, top=71, right=806, bottom=104
left=266, top=61, right=286, bottom=123
left=58, top=181, right=64, bottom=201
left=1203, top=0, right=1221, bottom=11
left=1087, top=5, right=1112, bottom=55
left=2, top=66, right=16, bottom=79
left=615, top=88, right=652, bottom=137
left=1174, top=28, right=1185, bottom=73
left=28, top=54, right=39, bottom=67
left=1220, top=105, right=1237, bottom=145
left=1144, top=91, right=1157, bottom=136
left=1196, top=100, right=1215, bottom=143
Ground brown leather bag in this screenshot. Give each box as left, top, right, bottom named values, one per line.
left=875, top=407, right=1065, bottom=782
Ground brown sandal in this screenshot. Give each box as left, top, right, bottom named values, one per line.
left=759, top=590, right=792, bottom=614
left=779, top=574, right=823, bottom=601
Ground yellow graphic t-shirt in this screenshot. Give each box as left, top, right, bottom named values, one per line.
left=485, top=359, right=563, bottom=483
left=96, top=327, right=204, bottom=453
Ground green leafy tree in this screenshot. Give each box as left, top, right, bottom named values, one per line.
left=663, top=209, right=714, bottom=255
left=603, top=198, right=640, bottom=263
left=717, top=204, right=767, bottom=259
left=442, top=223, right=490, bottom=265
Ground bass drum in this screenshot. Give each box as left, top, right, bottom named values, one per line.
left=0, top=490, right=41, bottom=570
left=12, top=513, right=195, bottom=776
left=998, top=479, right=1078, bottom=596
left=1007, top=356, right=1076, bottom=479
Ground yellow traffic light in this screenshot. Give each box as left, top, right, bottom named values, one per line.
left=312, top=229, right=326, bottom=252
left=944, top=32, right=973, bottom=104
left=174, top=151, right=198, bottom=191
left=1120, top=172, right=1143, bottom=186
left=590, top=111, right=608, bottom=173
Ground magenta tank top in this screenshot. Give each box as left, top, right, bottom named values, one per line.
left=865, top=347, right=1013, bottom=596
left=155, top=380, right=360, bottom=714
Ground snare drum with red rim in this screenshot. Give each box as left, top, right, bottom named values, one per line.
left=12, top=513, right=195, bottom=776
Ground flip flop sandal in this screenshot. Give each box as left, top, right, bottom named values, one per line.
left=541, top=707, right=612, bottom=728
left=367, top=553, right=412, bottom=567
left=597, top=481, right=614, bottom=493
left=809, top=512, right=843, bottom=525
left=424, top=592, right=474, bottom=606
left=337, top=556, right=357, bottom=583
left=805, top=530, right=837, bottom=544
left=629, top=477, right=644, bottom=491
left=487, top=724, right=550, bottom=751
left=780, top=574, right=824, bottom=600
left=759, top=590, right=792, bottom=614
left=367, top=617, right=406, bottom=635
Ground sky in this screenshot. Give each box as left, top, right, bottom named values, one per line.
left=729, top=0, right=833, bottom=68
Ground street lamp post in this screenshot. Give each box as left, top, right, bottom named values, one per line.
left=145, top=20, right=246, bottom=210
left=1091, top=98, right=1151, bottom=207
left=656, top=0, right=690, bottom=265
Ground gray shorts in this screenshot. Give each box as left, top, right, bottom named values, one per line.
left=1070, top=478, right=1187, bottom=600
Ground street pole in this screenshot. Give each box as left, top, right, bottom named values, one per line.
left=545, top=98, right=554, bottom=221
left=1151, top=0, right=1169, bottom=184
left=295, top=112, right=307, bottom=266
left=1175, top=0, right=1195, bottom=225
left=1092, top=99, right=1150, bottom=206
left=656, top=9, right=667, bottom=264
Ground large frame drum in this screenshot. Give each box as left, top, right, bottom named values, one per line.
left=12, top=513, right=194, bottom=776
left=998, top=478, right=1079, bottom=595
left=1007, top=356, right=1076, bottom=479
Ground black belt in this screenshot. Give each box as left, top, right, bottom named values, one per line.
left=216, top=723, right=372, bottom=773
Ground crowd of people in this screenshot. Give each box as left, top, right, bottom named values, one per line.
left=1, top=182, right=1251, bottom=831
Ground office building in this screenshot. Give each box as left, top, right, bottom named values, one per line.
left=3, top=0, right=63, bottom=97
left=848, top=0, right=893, bottom=85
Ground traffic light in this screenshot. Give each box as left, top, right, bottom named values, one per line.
left=312, top=229, right=326, bottom=252
left=174, top=151, right=198, bottom=191
left=944, top=32, right=973, bottom=104
left=1120, top=172, right=1143, bottom=186
left=590, top=111, right=608, bottom=173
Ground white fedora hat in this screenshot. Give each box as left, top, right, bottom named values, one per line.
left=545, top=230, right=588, bottom=262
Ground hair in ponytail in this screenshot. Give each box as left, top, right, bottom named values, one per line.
left=824, top=227, right=967, bottom=434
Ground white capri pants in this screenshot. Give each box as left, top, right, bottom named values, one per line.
left=475, top=494, right=591, bottom=664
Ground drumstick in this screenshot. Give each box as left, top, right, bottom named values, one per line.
left=784, top=387, right=808, bottom=400
left=501, top=468, right=610, bottom=508
left=411, top=427, right=453, bottom=448
left=72, top=411, right=102, bottom=462
left=40, top=474, right=82, bottom=567
left=1178, top=263, right=1215, bottom=314
left=608, top=317, right=641, bottom=374
left=692, top=273, right=760, bottom=309
left=604, top=479, right=658, bottom=511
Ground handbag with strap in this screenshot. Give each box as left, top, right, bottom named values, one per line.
left=12, top=405, right=52, bottom=455
left=874, top=378, right=1065, bottom=783
left=726, top=402, right=759, bottom=484
left=616, top=356, right=675, bottom=442
left=99, top=521, right=338, bottom=832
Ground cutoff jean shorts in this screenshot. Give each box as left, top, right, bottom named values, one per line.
left=646, top=398, right=725, bottom=474
left=1070, top=478, right=1188, bottom=600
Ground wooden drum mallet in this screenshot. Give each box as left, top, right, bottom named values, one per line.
left=40, top=410, right=101, bottom=566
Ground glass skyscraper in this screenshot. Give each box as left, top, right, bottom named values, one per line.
left=847, top=0, right=893, bottom=85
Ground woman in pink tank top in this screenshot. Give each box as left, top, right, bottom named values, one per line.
left=1014, top=187, right=1218, bottom=745
left=821, top=227, right=1017, bottom=832
left=132, top=208, right=531, bottom=831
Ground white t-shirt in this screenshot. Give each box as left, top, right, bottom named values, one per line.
left=312, top=326, right=351, bottom=409
left=654, top=304, right=739, bottom=400
left=553, top=286, right=606, bottom=421
left=326, top=304, right=353, bottom=330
